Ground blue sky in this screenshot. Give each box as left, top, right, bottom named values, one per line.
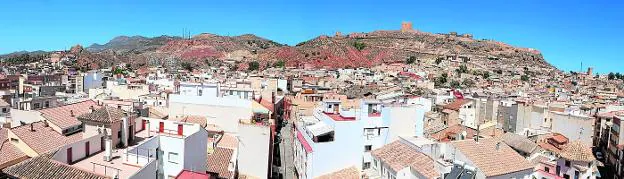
left=0, top=0, right=622, bottom=73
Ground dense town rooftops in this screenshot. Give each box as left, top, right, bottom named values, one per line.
left=442, top=99, right=471, bottom=111
left=10, top=121, right=83, bottom=154
left=371, top=140, right=439, bottom=178
left=4, top=152, right=109, bottom=179
left=38, top=100, right=100, bottom=129
left=77, top=106, right=126, bottom=124
left=559, top=140, right=595, bottom=162
left=206, top=147, right=235, bottom=179
left=0, top=128, right=27, bottom=169
left=315, top=166, right=360, bottom=179
left=451, top=138, right=534, bottom=177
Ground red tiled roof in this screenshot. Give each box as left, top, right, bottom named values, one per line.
left=551, top=133, right=569, bottom=144
left=429, top=124, right=477, bottom=142
left=171, top=115, right=207, bottom=128
left=371, top=141, right=439, bottom=178
left=315, top=166, right=360, bottom=179
left=451, top=138, right=534, bottom=177
left=323, top=112, right=356, bottom=121
left=10, top=121, right=83, bottom=154
left=216, top=134, right=238, bottom=149
left=296, top=130, right=313, bottom=153
left=443, top=99, right=470, bottom=111
left=39, top=100, right=100, bottom=129
left=206, top=147, right=234, bottom=179
left=0, top=128, right=28, bottom=169
left=176, top=170, right=211, bottom=179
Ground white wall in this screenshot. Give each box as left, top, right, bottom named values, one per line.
left=53, top=134, right=104, bottom=164
left=183, top=128, right=208, bottom=173
left=238, top=125, right=271, bottom=179
left=129, top=159, right=158, bottom=179
left=551, top=112, right=594, bottom=146
left=168, top=95, right=252, bottom=133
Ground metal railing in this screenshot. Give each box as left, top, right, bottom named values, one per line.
left=91, top=162, right=121, bottom=177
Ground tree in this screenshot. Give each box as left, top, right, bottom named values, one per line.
left=521, top=75, right=530, bottom=81
left=608, top=72, right=615, bottom=80
left=482, top=71, right=490, bottom=79
left=180, top=62, right=194, bottom=71
left=248, top=61, right=260, bottom=71
left=456, top=65, right=468, bottom=74
left=462, top=79, right=475, bottom=87
left=352, top=41, right=366, bottom=51
left=435, top=73, right=448, bottom=86
left=616, top=72, right=622, bottom=80
left=274, top=60, right=285, bottom=68
left=450, top=80, right=461, bottom=88
left=406, top=56, right=417, bottom=64
left=435, top=57, right=443, bottom=65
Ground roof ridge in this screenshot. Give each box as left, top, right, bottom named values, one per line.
left=105, top=106, right=113, bottom=122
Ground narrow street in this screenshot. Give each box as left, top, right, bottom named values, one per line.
left=278, top=122, right=295, bottom=179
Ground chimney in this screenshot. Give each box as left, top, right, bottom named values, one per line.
left=43, top=120, right=49, bottom=127
left=90, top=106, right=95, bottom=113
left=103, top=136, right=113, bottom=162
left=70, top=110, right=74, bottom=117
left=30, top=123, right=34, bottom=131
left=496, top=142, right=501, bottom=150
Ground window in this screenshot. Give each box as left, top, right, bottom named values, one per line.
left=545, top=167, right=549, bottom=173
left=198, top=89, right=203, bottom=96
left=10, top=138, right=18, bottom=143
left=2, top=108, right=7, bottom=113
left=574, top=171, right=579, bottom=179
left=168, top=152, right=179, bottom=164
left=44, top=101, right=50, bottom=108
left=565, top=160, right=571, bottom=167
left=364, top=145, right=372, bottom=152
left=363, top=162, right=371, bottom=169
left=33, top=103, right=41, bottom=109
left=373, top=159, right=378, bottom=169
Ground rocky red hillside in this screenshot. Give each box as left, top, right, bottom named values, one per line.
left=2, top=23, right=556, bottom=72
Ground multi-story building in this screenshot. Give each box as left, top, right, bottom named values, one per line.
left=293, top=99, right=427, bottom=179
left=3, top=117, right=208, bottom=179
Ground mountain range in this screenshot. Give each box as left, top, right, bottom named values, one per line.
left=1, top=27, right=556, bottom=72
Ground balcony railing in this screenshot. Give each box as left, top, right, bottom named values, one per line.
left=90, top=162, right=121, bottom=178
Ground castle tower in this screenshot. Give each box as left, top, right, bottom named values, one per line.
left=401, top=21, right=413, bottom=32
left=587, top=67, right=593, bottom=75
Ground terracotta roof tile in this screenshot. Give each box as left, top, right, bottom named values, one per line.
left=10, top=121, right=83, bottom=154
left=171, top=115, right=207, bottom=128
left=38, top=100, right=99, bottom=129
left=451, top=138, right=534, bottom=177
left=371, top=141, right=439, bottom=178
left=429, top=124, right=477, bottom=141
left=315, top=166, right=360, bottom=179
left=443, top=99, right=471, bottom=111
left=216, top=134, right=239, bottom=149
left=77, top=106, right=125, bottom=124
left=3, top=152, right=109, bottom=179
left=559, top=141, right=595, bottom=162
left=0, top=128, right=28, bottom=169
left=499, top=132, right=538, bottom=154
left=206, top=147, right=234, bottom=179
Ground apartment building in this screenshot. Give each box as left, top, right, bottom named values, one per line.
left=293, top=99, right=428, bottom=179
left=3, top=117, right=208, bottom=179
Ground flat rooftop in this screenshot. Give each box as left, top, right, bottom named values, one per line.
left=323, top=112, right=356, bottom=121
